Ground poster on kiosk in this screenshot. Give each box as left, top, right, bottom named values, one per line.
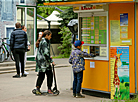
left=110, top=46, right=129, bottom=100
left=110, top=13, right=130, bottom=100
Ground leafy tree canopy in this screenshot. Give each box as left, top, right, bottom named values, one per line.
left=57, top=7, right=78, bottom=57
left=37, top=3, right=71, bottom=20
left=57, top=8, right=78, bottom=27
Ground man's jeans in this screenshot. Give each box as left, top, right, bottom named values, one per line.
left=73, top=71, right=83, bottom=94
left=13, top=49, right=25, bottom=75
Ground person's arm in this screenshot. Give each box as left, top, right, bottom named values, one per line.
left=27, top=41, right=31, bottom=51
left=10, top=32, right=14, bottom=51
left=80, top=51, right=95, bottom=57
left=69, top=53, right=73, bottom=64
left=24, top=32, right=28, bottom=51
left=35, top=48, right=38, bottom=60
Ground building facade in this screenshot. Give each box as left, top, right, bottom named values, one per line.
left=0, top=0, right=36, bottom=59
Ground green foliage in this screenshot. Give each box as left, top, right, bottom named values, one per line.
left=37, top=5, right=77, bottom=58
left=57, top=7, right=78, bottom=58
left=113, top=82, right=129, bottom=100
left=57, top=7, right=78, bottom=27
left=125, top=83, right=129, bottom=87
left=37, top=4, right=54, bottom=20
left=121, top=79, right=124, bottom=83
left=123, top=95, right=138, bottom=102
left=58, top=27, right=72, bottom=58
left=52, top=55, right=63, bottom=59
left=37, top=3, right=71, bottom=20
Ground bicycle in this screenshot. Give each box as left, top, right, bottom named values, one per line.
left=0, top=38, right=15, bottom=63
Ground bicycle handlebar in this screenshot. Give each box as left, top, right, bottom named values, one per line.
left=0, top=38, right=9, bottom=40
left=0, top=38, right=10, bottom=46
left=4, top=43, right=10, bottom=46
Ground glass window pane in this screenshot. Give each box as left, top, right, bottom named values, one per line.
left=17, top=7, right=25, bottom=25
left=26, top=8, right=34, bottom=56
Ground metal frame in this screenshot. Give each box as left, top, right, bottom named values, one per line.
left=134, top=2, right=137, bottom=94
left=78, top=11, right=109, bottom=61
left=16, top=5, right=36, bottom=58
left=4, top=25, right=15, bottom=38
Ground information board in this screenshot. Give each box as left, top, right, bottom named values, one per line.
left=81, top=16, right=107, bottom=44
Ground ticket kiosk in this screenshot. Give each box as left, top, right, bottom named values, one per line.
left=73, top=2, right=136, bottom=99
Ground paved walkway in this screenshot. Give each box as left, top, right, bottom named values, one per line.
left=0, top=58, right=111, bottom=102
left=0, top=66, right=111, bottom=102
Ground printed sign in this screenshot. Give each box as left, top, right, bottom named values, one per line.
left=100, top=47, right=107, bottom=56
left=90, top=62, right=95, bottom=68
left=110, top=46, right=129, bottom=100
left=110, top=20, right=120, bottom=46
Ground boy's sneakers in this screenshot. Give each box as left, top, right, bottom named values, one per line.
left=76, top=93, right=85, bottom=98
left=13, top=74, right=20, bottom=78
left=73, top=93, right=76, bottom=97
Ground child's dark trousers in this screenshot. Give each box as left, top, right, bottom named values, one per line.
left=73, top=71, right=83, bottom=94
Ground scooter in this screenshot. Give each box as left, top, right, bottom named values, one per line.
left=32, top=64, right=60, bottom=96
left=51, top=64, right=60, bottom=95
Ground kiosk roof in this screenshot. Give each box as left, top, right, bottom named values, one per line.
left=42, top=0, right=134, bottom=6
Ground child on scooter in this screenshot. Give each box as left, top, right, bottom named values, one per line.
left=34, top=30, right=55, bottom=95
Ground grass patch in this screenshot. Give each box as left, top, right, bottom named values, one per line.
left=52, top=56, right=63, bottom=59
left=101, top=95, right=138, bottom=102
left=52, top=55, right=69, bottom=59
left=125, top=95, right=138, bottom=102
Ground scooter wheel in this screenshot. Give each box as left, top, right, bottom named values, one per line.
left=32, top=89, right=36, bottom=94
left=54, top=90, right=60, bottom=95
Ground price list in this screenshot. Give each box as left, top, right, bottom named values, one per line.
left=81, top=16, right=107, bottom=44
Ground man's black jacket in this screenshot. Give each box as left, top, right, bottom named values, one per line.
left=10, top=28, right=28, bottom=51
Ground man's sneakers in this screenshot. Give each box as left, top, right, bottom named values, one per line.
left=13, top=74, right=20, bottom=78
left=21, top=74, right=27, bottom=77
left=13, top=74, right=27, bottom=78
left=20, top=71, right=29, bottom=76
left=75, top=93, right=85, bottom=98
left=24, top=71, right=29, bottom=75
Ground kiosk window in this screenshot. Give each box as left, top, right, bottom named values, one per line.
left=81, top=15, right=108, bottom=58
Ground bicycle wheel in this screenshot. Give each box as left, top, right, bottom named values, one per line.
left=0, top=47, right=6, bottom=63
left=9, top=50, right=15, bottom=61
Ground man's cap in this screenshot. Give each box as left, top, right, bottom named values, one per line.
left=74, top=40, right=84, bottom=47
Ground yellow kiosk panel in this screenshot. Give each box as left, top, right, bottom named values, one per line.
left=109, top=3, right=135, bottom=93
left=82, top=60, right=109, bottom=92
left=136, top=3, right=138, bottom=92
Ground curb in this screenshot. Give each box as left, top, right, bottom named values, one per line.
left=0, top=64, right=71, bottom=74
